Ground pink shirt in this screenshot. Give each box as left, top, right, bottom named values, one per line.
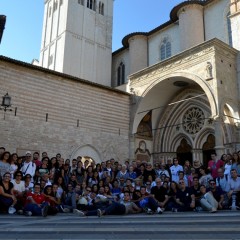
left=208, top=159, right=224, bottom=179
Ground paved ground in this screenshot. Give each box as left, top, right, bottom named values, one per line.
left=0, top=210, right=240, bottom=240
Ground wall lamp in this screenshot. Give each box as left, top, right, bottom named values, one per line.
left=0, top=93, right=12, bottom=120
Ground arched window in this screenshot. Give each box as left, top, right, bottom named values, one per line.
left=227, top=12, right=233, bottom=47
left=87, top=0, right=96, bottom=10
left=160, top=37, right=171, bottom=60
left=117, top=62, right=125, bottom=86
left=99, top=2, right=104, bottom=15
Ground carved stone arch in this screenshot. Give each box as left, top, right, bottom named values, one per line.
left=154, top=89, right=211, bottom=153
left=132, top=72, right=218, bottom=149
left=140, top=71, right=217, bottom=115
left=202, top=133, right=216, bottom=167
left=195, top=128, right=215, bottom=149
left=170, top=133, right=193, bottom=153
left=220, top=99, right=240, bottom=124
left=70, top=144, right=102, bottom=164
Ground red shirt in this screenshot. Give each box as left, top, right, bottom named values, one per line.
left=26, top=192, right=46, bottom=205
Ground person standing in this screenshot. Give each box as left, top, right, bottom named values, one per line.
left=0, top=151, right=11, bottom=181
left=20, top=151, right=36, bottom=182
left=208, top=153, right=224, bottom=179
left=170, top=158, right=183, bottom=182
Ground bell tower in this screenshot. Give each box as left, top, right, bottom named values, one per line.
left=39, top=0, right=113, bottom=87
left=229, top=0, right=240, bottom=50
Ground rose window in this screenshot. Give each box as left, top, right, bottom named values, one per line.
left=183, top=107, right=205, bottom=134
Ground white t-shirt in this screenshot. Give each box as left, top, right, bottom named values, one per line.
left=224, top=163, right=232, bottom=179
left=170, top=164, right=183, bottom=182
left=11, top=179, right=25, bottom=192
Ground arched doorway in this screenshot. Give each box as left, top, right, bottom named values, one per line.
left=202, top=134, right=215, bottom=167
left=70, top=145, right=102, bottom=164
left=176, top=138, right=193, bottom=166
left=81, top=156, right=96, bottom=168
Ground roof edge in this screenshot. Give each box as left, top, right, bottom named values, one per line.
left=0, top=55, right=130, bottom=96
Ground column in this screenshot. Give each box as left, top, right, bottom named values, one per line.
left=213, top=117, right=225, bottom=156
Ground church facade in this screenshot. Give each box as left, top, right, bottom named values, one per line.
left=112, top=0, right=240, bottom=165
left=0, top=0, right=240, bottom=165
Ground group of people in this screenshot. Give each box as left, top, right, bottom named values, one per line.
left=0, top=146, right=240, bottom=218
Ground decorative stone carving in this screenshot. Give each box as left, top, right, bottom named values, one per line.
left=183, top=107, right=205, bottom=134
left=205, top=61, right=213, bottom=80
left=135, top=140, right=151, bottom=162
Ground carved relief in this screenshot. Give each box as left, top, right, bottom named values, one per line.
left=135, top=140, right=151, bottom=163
left=205, top=62, right=213, bottom=80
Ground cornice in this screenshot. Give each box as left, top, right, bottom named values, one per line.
left=129, top=38, right=238, bottom=86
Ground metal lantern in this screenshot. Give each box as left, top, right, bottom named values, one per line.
left=2, top=92, right=11, bottom=108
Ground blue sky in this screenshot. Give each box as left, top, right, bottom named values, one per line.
left=0, top=0, right=183, bottom=63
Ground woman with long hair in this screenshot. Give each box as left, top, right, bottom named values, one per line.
left=0, top=151, right=11, bottom=180
left=0, top=172, right=17, bottom=214
left=9, top=153, right=18, bottom=180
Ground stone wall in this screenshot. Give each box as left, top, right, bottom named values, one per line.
left=0, top=57, right=130, bottom=163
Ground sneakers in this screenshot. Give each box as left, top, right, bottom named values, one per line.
left=41, top=205, right=49, bottom=217
left=156, top=207, right=163, bottom=214
left=24, top=211, right=32, bottom=216
left=97, top=209, right=103, bottom=217
left=209, top=208, right=217, bottom=213
left=8, top=206, right=16, bottom=214
left=73, top=209, right=85, bottom=217
left=146, top=208, right=154, bottom=214
left=62, top=208, right=70, bottom=213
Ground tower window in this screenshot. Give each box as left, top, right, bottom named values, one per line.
left=160, top=38, right=171, bottom=61
left=87, top=0, right=96, bottom=10
left=99, top=2, right=104, bottom=15
left=60, top=0, right=63, bottom=6
left=117, top=62, right=125, bottom=86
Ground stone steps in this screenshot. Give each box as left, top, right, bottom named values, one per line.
left=0, top=211, right=239, bottom=239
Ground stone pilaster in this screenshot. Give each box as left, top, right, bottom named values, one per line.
left=213, top=117, right=225, bottom=156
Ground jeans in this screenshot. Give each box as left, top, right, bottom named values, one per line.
left=139, top=197, right=158, bottom=211
left=86, top=202, right=125, bottom=216
left=200, top=192, right=218, bottom=211
left=65, top=192, right=77, bottom=209
left=24, top=202, right=48, bottom=216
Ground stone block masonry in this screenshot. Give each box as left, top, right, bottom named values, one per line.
left=0, top=57, right=130, bottom=163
